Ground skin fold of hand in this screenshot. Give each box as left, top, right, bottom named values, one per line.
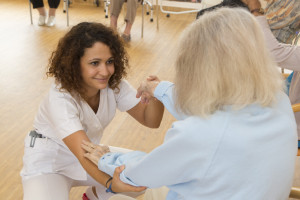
left=81, top=140, right=110, bottom=165
left=136, top=76, right=160, bottom=104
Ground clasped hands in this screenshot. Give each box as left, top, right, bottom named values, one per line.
left=136, top=75, right=160, bottom=104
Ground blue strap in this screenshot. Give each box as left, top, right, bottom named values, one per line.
left=106, top=182, right=116, bottom=194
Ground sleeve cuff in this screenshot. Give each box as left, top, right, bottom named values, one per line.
left=154, top=81, right=174, bottom=101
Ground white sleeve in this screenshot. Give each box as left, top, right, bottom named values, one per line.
left=256, top=16, right=300, bottom=71
left=45, top=91, right=83, bottom=140
left=115, top=80, right=140, bottom=112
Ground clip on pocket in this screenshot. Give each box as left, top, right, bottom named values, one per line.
left=29, top=130, right=44, bottom=147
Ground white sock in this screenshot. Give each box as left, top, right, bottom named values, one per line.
left=85, top=187, right=98, bottom=200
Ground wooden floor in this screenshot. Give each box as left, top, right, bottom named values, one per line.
left=0, top=0, right=196, bottom=199
left=0, top=0, right=299, bottom=199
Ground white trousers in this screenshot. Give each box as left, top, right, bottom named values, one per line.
left=22, top=173, right=115, bottom=200
left=23, top=173, right=169, bottom=200
left=22, top=145, right=169, bottom=200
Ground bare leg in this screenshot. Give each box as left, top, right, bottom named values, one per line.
left=37, top=7, right=46, bottom=16
left=123, top=21, right=133, bottom=36
left=48, top=8, right=56, bottom=17
left=110, top=15, right=118, bottom=31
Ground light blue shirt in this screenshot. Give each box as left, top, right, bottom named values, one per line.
left=99, top=81, right=297, bottom=200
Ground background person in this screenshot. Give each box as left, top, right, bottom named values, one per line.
left=30, top=0, right=60, bottom=26
left=110, top=0, right=140, bottom=42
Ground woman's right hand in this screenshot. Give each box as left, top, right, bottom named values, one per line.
left=110, top=165, right=147, bottom=193
left=136, top=76, right=160, bottom=104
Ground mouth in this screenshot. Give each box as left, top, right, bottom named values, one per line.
left=94, top=77, right=109, bottom=83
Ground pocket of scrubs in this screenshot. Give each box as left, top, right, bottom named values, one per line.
left=22, top=135, right=59, bottom=176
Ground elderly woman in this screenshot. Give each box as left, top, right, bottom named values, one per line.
left=83, top=8, right=297, bottom=200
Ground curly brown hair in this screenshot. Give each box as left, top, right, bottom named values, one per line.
left=47, top=22, right=129, bottom=97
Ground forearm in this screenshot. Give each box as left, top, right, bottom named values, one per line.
left=143, top=98, right=164, bottom=128
left=256, top=16, right=300, bottom=70
left=243, top=0, right=300, bottom=70
left=63, top=131, right=111, bottom=187
left=79, top=157, right=111, bottom=186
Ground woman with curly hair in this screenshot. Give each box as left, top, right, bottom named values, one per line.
left=20, top=22, right=164, bottom=200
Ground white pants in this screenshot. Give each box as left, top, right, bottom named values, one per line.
left=22, top=173, right=115, bottom=200
left=22, top=145, right=168, bottom=200
left=23, top=173, right=169, bottom=200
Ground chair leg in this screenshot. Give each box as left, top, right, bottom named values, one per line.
left=105, top=0, right=109, bottom=18
left=156, top=0, right=159, bottom=30
left=141, top=1, right=144, bottom=38
left=66, top=0, right=69, bottom=26
left=63, top=0, right=67, bottom=13
left=145, top=0, right=153, bottom=22
left=29, top=0, right=33, bottom=24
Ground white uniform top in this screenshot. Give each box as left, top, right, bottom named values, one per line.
left=21, top=80, right=140, bottom=181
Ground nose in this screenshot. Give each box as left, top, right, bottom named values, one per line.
left=98, top=63, right=110, bottom=76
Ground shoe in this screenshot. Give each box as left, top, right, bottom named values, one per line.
left=46, top=16, right=55, bottom=27
left=82, top=193, right=89, bottom=200
left=121, top=33, right=131, bottom=42
left=38, top=15, right=46, bottom=26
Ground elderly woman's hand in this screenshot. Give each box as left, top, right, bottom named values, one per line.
left=136, top=76, right=160, bottom=104
left=81, top=140, right=110, bottom=165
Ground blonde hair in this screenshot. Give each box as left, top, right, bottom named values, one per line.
left=174, top=7, right=284, bottom=116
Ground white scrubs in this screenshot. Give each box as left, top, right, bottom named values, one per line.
left=21, top=80, right=140, bottom=200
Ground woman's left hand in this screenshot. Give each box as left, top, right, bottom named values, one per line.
left=81, top=140, right=110, bottom=165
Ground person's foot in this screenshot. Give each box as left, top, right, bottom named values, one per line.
left=121, top=33, right=131, bottom=42
left=38, top=15, right=46, bottom=26
left=46, top=16, right=56, bottom=27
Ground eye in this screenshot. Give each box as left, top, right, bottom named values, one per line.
left=90, top=61, right=99, bottom=66
left=106, top=59, right=114, bottom=65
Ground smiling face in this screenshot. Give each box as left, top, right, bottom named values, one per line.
left=80, top=42, right=115, bottom=97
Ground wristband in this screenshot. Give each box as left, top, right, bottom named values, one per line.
left=298, top=140, right=300, bottom=149
left=105, top=177, right=113, bottom=188
left=106, top=182, right=116, bottom=194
